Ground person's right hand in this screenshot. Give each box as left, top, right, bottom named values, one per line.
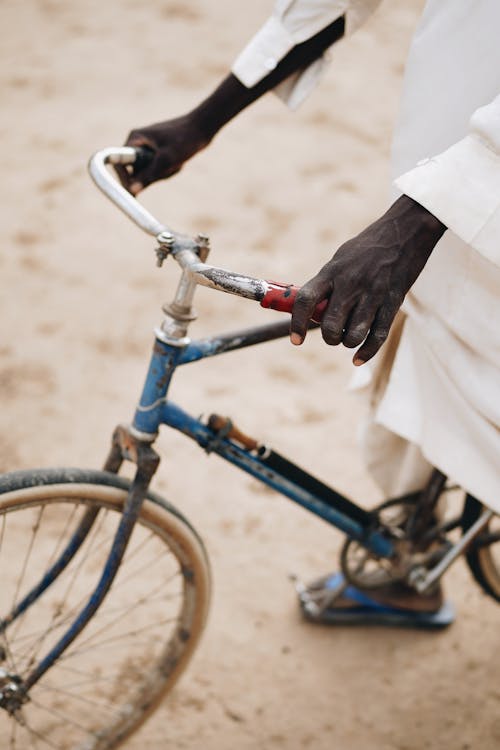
left=119, top=113, right=211, bottom=195
left=290, top=195, right=446, bottom=365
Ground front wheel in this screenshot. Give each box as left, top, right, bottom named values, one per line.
left=0, top=468, right=211, bottom=749
left=462, top=494, right=500, bottom=602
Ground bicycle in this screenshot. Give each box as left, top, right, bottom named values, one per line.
left=0, top=146, right=498, bottom=749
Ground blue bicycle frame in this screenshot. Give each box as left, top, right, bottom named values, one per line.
left=15, top=319, right=393, bottom=695
left=133, top=322, right=394, bottom=560
left=9, top=146, right=399, bottom=695
left=4, top=145, right=492, bottom=706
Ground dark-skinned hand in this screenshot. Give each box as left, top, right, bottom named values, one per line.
left=117, top=113, right=211, bottom=195
left=290, top=195, right=446, bottom=365
left=117, top=17, right=346, bottom=194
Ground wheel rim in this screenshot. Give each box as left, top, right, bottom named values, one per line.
left=0, top=483, right=209, bottom=749
left=475, top=515, right=500, bottom=597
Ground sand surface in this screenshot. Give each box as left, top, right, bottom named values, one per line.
left=1, top=0, right=499, bottom=748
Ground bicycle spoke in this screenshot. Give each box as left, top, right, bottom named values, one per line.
left=15, top=718, right=41, bottom=750
left=31, top=661, right=125, bottom=693
left=45, top=503, right=81, bottom=569
left=353, top=550, right=369, bottom=573
left=117, top=528, right=156, bottom=570
left=86, top=581, right=182, bottom=621
left=0, top=630, right=17, bottom=674
left=0, top=512, right=6, bottom=559
left=21, top=716, right=73, bottom=750
left=19, top=509, right=111, bottom=672
left=1, top=635, right=16, bottom=674
left=9, top=534, right=117, bottom=656
left=3, top=505, right=45, bottom=672
left=61, top=576, right=181, bottom=656
left=10, top=577, right=179, bottom=647
left=51, top=530, right=170, bottom=626
left=0, top=576, right=19, bottom=675
left=28, top=698, right=93, bottom=737
left=42, top=668, right=128, bottom=691
left=10, top=714, right=17, bottom=749
left=11, top=547, right=179, bottom=674
left=0, top=547, right=18, bottom=675
left=53, top=508, right=110, bottom=614
left=35, top=683, right=123, bottom=719
left=11, top=580, right=180, bottom=676
left=108, top=549, right=173, bottom=593
left=0, top=474, right=208, bottom=749
left=61, top=616, right=179, bottom=661
left=53, top=541, right=175, bottom=630
left=11, top=507, right=45, bottom=613
left=12, top=502, right=84, bottom=648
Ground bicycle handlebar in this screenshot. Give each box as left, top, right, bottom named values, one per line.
left=88, top=147, right=327, bottom=322
left=88, top=147, right=169, bottom=238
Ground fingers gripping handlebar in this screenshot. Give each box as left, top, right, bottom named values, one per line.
left=88, top=147, right=326, bottom=321
left=260, top=283, right=327, bottom=321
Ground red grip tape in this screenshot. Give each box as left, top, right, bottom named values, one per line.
left=260, top=282, right=327, bottom=323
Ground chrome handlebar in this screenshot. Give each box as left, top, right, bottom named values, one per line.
left=87, top=147, right=271, bottom=304
left=88, top=147, right=171, bottom=238
left=87, top=148, right=322, bottom=319
left=86, top=148, right=325, bottom=319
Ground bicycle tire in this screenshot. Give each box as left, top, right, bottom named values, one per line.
left=461, top=494, right=500, bottom=602
left=0, top=467, right=211, bottom=749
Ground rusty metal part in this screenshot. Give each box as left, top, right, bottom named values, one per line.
left=156, top=232, right=174, bottom=267
left=207, top=414, right=260, bottom=452
left=103, top=424, right=160, bottom=475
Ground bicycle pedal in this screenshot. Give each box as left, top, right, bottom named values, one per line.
left=288, top=573, right=307, bottom=596
left=289, top=573, right=321, bottom=617
left=289, top=573, right=348, bottom=619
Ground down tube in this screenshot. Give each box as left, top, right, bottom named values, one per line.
left=161, top=401, right=393, bottom=558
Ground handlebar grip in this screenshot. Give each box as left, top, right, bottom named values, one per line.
left=260, top=282, right=328, bottom=323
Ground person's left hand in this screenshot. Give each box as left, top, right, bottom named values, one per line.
left=117, top=113, right=212, bottom=195
left=290, top=195, right=446, bottom=364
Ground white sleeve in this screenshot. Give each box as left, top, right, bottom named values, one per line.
left=395, top=94, right=500, bottom=267
left=232, top=0, right=382, bottom=110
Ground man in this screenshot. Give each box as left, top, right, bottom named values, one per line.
left=119, top=0, right=500, bottom=625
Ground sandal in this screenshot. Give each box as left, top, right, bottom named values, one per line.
left=295, top=572, right=455, bottom=629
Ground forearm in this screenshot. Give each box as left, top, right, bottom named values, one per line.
left=122, top=14, right=345, bottom=192
left=192, top=16, right=345, bottom=140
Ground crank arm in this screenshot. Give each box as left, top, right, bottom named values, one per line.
left=408, top=508, right=494, bottom=593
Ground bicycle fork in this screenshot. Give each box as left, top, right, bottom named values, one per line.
left=0, top=438, right=160, bottom=715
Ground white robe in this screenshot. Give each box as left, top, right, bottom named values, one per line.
left=232, top=0, right=500, bottom=512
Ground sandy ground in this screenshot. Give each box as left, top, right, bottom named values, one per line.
left=1, top=0, right=499, bottom=748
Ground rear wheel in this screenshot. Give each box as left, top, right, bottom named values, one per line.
left=462, top=494, right=500, bottom=602
left=0, top=468, right=211, bottom=749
